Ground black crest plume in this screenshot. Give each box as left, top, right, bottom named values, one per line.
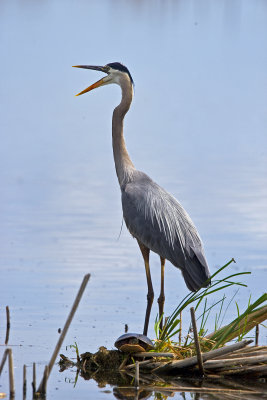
left=107, top=62, right=134, bottom=85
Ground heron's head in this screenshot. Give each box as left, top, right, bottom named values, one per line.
left=73, top=62, right=134, bottom=96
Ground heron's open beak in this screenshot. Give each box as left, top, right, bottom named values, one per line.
left=73, top=65, right=109, bottom=96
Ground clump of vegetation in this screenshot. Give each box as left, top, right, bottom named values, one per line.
left=153, top=259, right=267, bottom=356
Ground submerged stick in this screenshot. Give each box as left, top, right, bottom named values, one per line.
left=190, top=307, right=204, bottom=375
left=5, top=306, right=10, bottom=345
left=8, top=349, right=15, bottom=398
left=37, top=273, right=90, bottom=393
left=153, top=339, right=253, bottom=373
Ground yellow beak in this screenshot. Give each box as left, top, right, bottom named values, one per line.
left=74, top=77, right=106, bottom=97
left=72, top=64, right=108, bottom=96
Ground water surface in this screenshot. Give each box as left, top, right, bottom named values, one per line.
left=0, top=0, right=267, bottom=398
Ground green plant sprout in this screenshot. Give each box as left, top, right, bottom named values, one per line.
left=66, top=341, right=80, bottom=363
left=153, top=259, right=267, bottom=353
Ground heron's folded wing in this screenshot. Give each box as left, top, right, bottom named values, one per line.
left=121, top=173, right=210, bottom=291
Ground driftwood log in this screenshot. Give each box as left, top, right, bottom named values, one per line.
left=153, top=339, right=253, bottom=373
left=120, top=340, right=267, bottom=377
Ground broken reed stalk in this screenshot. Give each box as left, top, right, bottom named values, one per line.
left=0, top=349, right=8, bottom=375
left=134, top=352, right=174, bottom=358
left=218, top=363, right=267, bottom=376
left=8, top=349, right=15, bottom=398
left=119, top=355, right=129, bottom=370
left=203, top=354, right=267, bottom=370
left=0, top=349, right=15, bottom=397
left=214, top=349, right=267, bottom=360
left=37, top=273, right=90, bottom=393
left=135, top=361, right=139, bottom=388
left=153, top=339, right=253, bottom=373
left=255, top=324, right=259, bottom=346
left=179, top=311, right=182, bottom=345
left=126, top=359, right=153, bottom=370
left=5, top=306, right=10, bottom=345
left=140, top=361, right=163, bottom=370
left=190, top=307, right=204, bottom=375
left=32, top=362, right=36, bottom=394
left=233, top=345, right=267, bottom=354
left=23, top=365, right=26, bottom=397
left=41, top=366, right=48, bottom=396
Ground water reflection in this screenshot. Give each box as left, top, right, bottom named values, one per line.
left=113, top=387, right=151, bottom=400
left=61, top=362, right=267, bottom=400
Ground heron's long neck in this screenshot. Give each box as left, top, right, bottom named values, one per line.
left=112, top=79, right=135, bottom=188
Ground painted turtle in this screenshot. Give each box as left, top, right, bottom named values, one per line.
left=114, top=333, right=154, bottom=353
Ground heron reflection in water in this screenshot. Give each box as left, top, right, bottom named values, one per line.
left=73, top=63, right=211, bottom=335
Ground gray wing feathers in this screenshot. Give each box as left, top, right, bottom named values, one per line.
left=121, top=171, right=210, bottom=292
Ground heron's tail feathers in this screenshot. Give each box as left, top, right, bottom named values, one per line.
left=182, top=254, right=211, bottom=292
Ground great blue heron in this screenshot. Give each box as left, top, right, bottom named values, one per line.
left=73, top=62, right=211, bottom=335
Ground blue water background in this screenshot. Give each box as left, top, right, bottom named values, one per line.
left=0, top=0, right=266, bottom=398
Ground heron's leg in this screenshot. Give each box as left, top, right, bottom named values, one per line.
left=137, top=241, right=154, bottom=336
left=158, top=257, right=165, bottom=331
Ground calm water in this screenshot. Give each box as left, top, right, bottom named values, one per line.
left=0, top=0, right=267, bottom=398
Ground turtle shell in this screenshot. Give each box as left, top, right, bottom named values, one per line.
left=114, top=333, right=154, bottom=353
